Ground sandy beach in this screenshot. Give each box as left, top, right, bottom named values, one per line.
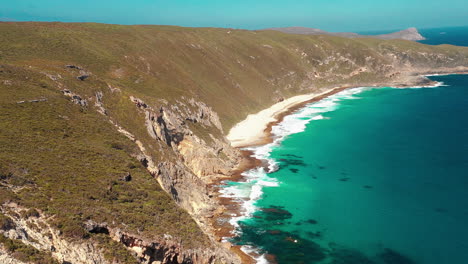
left=227, top=88, right=339, bottom=148
left=226, top=71, right=468, bottom=148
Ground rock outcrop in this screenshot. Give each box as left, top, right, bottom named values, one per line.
left=1, top=204, right=237, bottom=264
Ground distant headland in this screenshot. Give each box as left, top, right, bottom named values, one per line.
left=263, top=27, right=426, bottom=41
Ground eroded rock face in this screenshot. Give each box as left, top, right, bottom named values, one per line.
left=113, top=230, right=235, bottom=264
left=62, top=89, right=88, bottom=106
left=130, top=95, right=241, bottom=184
left=0, top=246, right=28, bottom=264
left=1, top=204, right=238, bottom=264
left=1, top=204, right=109, bottom=264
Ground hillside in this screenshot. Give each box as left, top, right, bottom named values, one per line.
left=0, top=22, right=467, bottom=264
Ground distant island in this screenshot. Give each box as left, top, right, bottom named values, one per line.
left=263, top=27, right=426, bottom=41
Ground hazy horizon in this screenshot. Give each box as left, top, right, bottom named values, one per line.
left=1, top=0, right=467, bottom=32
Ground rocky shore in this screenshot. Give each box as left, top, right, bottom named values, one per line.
left=214, top=70, right=468, bottom=263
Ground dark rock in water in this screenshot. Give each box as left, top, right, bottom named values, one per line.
left=290, top=168, right=299, bottom=173
left=280, top=158, right=306, bottom=166
left=379, top=248, right=416, bottom=264
left=305, top=231, right=322, bottom=238
left=236, top=222, right=326, bottom=264
left=260, top=206, right=293, bottom=221
left=339, top=177, right=350, bottom=182
left=312, top=176, right=318, bottom=179
left=329, top=246, right=376, bottom=264
left=363, top=185, right=373, bottom=189
left=267, top=230, right=283, bottom=235
left=281, top=154, right=303, bottom=159
left=306, top=219, right=318, bottom=224
left=318, top=166, right=326, bottom=170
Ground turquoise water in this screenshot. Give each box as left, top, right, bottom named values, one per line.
left=222, top=74, right=468, bottom=263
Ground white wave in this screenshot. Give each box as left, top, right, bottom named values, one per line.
left=220, top=82, right=457, bottom=262
left=397, top=81, right=448, bottom=89
left=424, top=73, right=453, bottom=77
left=218, top=86, right=374, bottom=263
left=240, top=245, right=269, bottom=264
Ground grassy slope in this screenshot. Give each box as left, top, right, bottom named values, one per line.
left=0, top=64, right=208, bottom=262
left=0, top=22, right=467, bottom=262
left=1, top=22, right=466, bottom=130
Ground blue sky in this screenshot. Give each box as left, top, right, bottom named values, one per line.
left=1, top=0, right=467, bottom=32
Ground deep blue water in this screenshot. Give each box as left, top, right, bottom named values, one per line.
left=222, top=29, right=468, bottom=263
left=418, top=27, right=468, bottom=46
left=359, top=26, right=468, bottom=46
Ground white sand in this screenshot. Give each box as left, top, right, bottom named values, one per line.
left=227, top=89, right=336, bottom=148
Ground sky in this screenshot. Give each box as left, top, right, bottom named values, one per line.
left=1, top=0, right=467, bottom=32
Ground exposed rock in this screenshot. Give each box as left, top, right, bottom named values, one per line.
left=65, top=65, right=83, bottom=70
left=0, top=245, right=28, bottom=264
left=3, top=80, right=13, bottom=85
left=121, top=172, right=132, bottom=182
left=16, top=98, right=47, bottom=104
left=130, top=96, right=148, bottom=109
left=62, top=89, right=88, bottom=106
left=95, top=91, right=107, bottom=115
left=1, top=203, right=109, bottom=264
left=113, top=230, right=237, bottom=264
left=77, top=74, right=89, bottom=81
left=1, top=204, right=239, bottom=264
left=84, top=220, right=109, bottom=234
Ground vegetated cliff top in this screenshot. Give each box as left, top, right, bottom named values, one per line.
left=0, top=22, right=467, bottom=264
left=263, top=26, right=426, bottom=41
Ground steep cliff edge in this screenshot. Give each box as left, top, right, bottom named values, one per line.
left=0, top=22, right=467, bottom=263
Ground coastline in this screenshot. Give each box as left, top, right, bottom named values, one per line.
left=226, top=88, right=342, bottom=148
left=227, top=70, right=468, bottom=149
left=213, top=71, right=468, bottom=263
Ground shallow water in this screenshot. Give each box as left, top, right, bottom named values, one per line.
left=222, top=74, right=468, bottom=264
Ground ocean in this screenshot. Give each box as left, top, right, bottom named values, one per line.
left=359, top=26, right=468, bottom=46
left=220, top=27, right=468, bottom=264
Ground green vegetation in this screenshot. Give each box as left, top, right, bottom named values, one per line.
left=0, top=63, right=209, bottom=259
left=0, top=22, right=466, bottom=262
left=1, top=22, right=466, bottom=131
left=0, top=234, right=59, bottom=264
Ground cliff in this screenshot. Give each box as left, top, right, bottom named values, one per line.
left=0, top=22, right=467, bottom=263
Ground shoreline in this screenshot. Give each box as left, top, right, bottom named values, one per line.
left=227, top=70, right=468, bottom=149
left=213, top=71, right=468, bottom=263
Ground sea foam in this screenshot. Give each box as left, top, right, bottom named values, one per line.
left=219, top=83, right=448, bottom=262
left=219, top=86, right=375, bottom=262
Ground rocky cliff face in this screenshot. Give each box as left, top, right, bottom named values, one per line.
left=1, top=203, right=237, bottom=264
left=0, top=22, right=467, bottom=264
